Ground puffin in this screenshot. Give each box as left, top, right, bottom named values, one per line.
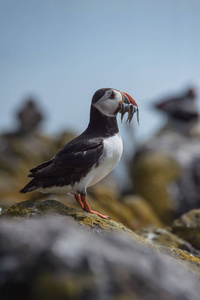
left=20, top=88, right=139, bottom=219
left=154, top=88, right=198, bottom=123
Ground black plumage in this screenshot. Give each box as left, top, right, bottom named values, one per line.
left=20, top=135, right=104, bottom=193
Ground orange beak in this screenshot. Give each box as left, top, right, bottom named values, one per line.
left=119, top=91, right=139, bottom=125
left=121, top=91, right=138, bottom=107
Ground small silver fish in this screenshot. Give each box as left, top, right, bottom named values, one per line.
left=119, top=102, right=139, bottom=125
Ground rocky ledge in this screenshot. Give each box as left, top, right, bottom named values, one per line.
left=1, top=199, right=152, bottom=247
left=1, top=200, right=200, bottom=300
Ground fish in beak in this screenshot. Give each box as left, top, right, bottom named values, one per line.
left=119, top=91, right=139, bottom=124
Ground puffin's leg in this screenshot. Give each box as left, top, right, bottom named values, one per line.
left=81, top=195, right=110, bottom=220
left=74, top=194, right=84, bottom=209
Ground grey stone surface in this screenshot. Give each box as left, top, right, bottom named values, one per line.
left=0, top=217, right=200, bottom=300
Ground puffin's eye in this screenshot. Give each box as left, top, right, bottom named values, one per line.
left=110, top=91, right=115, bottom=99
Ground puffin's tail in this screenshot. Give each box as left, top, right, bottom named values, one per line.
left=19, top=178, right=40, bottom=193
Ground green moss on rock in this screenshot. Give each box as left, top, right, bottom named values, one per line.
left=1, top=199, right=156, bottom=249
left=160, top=246, right=200, bottom=275
left=136, top=227, right=200, bottom=257
left=172, top=209, right=200, bottom=250
left=123, top=195, right=163, bottom=228
left=131, top=152, right=181, bottom=224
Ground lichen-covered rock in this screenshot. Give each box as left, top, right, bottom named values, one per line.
left=0, top=131, right=76, bottom=208
left=82, top=185, right=163, bottom=231
left=0, top=217, right=200, bottom=300
left=160, top=246, right=200, bottom=275
left=136, top=227, right=200, bottom=275
left=1, top=199, right=153, bottom=248
left=137, top=227, right=200, bottom=257
left=123, top=195, right=163, bottom=228
left=83, top=184, right=134, bottom=227
left=131, top=152, right=180, bottom=224
left=131, top=121, right=200, bottom=223
left=7, top=183, right=162, bottom=233
left=172, top=209, right=200, bottom=249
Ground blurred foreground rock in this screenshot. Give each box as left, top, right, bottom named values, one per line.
left=131, top=87, right=200, bottom=224
left=1, top=211, right=200, bottom=299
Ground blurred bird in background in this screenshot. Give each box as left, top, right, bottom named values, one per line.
left=131, top=87, right=200, bottom=223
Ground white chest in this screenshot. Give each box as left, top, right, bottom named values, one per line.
left=101, top=133, right=123, bottom=166
left=39, top=134, right=123, bottom=195
left=86, top=133, right=123, bottom=187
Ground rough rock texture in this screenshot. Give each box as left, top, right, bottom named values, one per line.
left=123, top=195, right=162, bottom=228
left=85, top=186, right=162, bottom=230
left=131, top=130, right=200, bottom=224
left=131, top=152, right=180, bottom=224
left=130, top=87, right=200, bottom=221
left=136, top=227, right=200, bottom=272
left=136, top=227, right=200, bottom=257
left=0, top=130, right=75, bottom=208
left=1, top=199, right=153, bottom=247
left=160, top=246, right=200, bottom=275
left=172, top=209, right=200, bottom=249
left=0, top=217, right=200, bottom=300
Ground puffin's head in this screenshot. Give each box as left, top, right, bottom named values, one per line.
left=92, top=88, right=139, bottom=124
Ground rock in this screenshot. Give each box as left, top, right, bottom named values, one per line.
left=123, top=195, right=162, bottom=228
left=160, top=246, right=200, bottom=275
left=85, top=184, right=130, bottom=224
left=1, top=199, right=152, bottom=247
left=172, top=209, right=200, bottom=249
left=134, top=134, right=200, bottom=216
left=0, top=217, right=200, bottom=300
left=137, top=227, right=200, bottom=276
left=88, top=185, right=163, bottom=230
left=0, top=130, right=76, bottom=208
left=130, top=87, right=200, bottom=222
left=131, top=152, right=180, bottom=224
left=137, top=227, right=200, bottom=257
left=59, top=185, right=162, bottom=231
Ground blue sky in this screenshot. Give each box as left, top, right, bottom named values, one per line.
left=1, top=0, right=200, bottom=143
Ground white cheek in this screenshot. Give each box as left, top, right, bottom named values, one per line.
left=101, top=100, right=118, bottom=115
left=94, top=99, right=119, bottom=116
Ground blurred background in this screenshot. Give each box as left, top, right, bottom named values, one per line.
left=1, top=0, right=200, bottom=229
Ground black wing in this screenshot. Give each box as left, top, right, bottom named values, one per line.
left=28, top=135, right=104, bottom=179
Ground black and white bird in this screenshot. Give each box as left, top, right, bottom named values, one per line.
left=20, top=88, right=139, bottom=219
